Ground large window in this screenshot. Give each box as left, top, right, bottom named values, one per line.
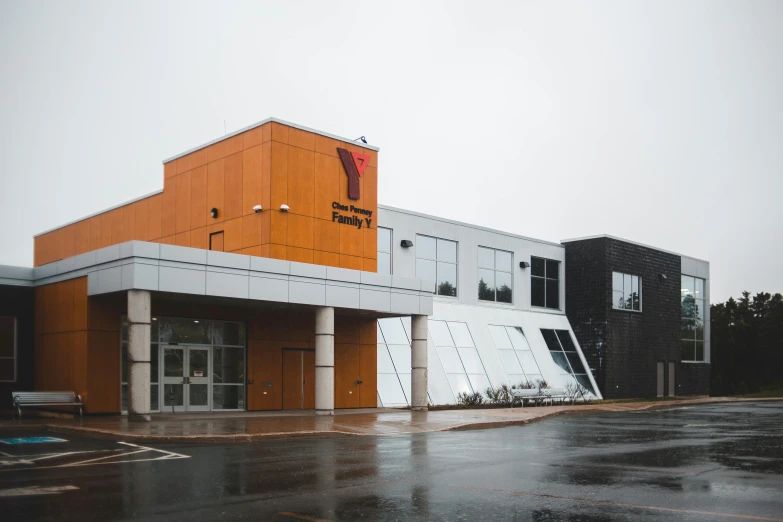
left=612, top=272, right=642, bottom=311
left=416, top=235, right=457, bottom=297
left=429, top=320, right=491, bottom=399
left=377, top=227, right=392, bottom=275
left=681, top=275, right=706, bottom=362
left=540, top=329, right=595, bottom=394
left=0, top=317, right=16, bottom=382
left=488, top=325, right=543, bottom=386
left=531, top=257, right=559, bottom=309
left=478, top=247, right=513, bottom=303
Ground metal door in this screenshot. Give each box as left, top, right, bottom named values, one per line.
left=162, top=345, right=211, bottom=412
left=656, top=361, right=664, bottom=397
left=162, top=346, right=186, bottom=412
left=187, top=347, right=210, bottom=411
left=668, top=362, right=675, bottom=396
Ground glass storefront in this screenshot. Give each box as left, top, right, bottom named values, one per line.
left=121, top=316, right=246, bottom=413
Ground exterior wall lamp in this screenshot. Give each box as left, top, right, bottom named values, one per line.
left=519, top=261, right=530, bottom=269
left=400, top=240, right=413, bottom=248
left=252, top=205, right=263, bottom=213
left=210, top=208, right=218, bottom=219
left=280, top=204, right=290, bottom=212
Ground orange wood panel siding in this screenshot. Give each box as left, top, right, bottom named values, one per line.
left=34, top=278, right=124, bottom=413
left=33, top=122, right=377, bottom=272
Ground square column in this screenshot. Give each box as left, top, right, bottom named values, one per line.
left=127, top=290, right=151, bottom=422
left=315, top=306, right=335, bottom=415
left=411, top=314, right=428, bottom=411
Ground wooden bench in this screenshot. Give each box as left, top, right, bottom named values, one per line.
left=12, top=392, right=83, bottom=419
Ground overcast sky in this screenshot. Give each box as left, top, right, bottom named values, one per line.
left=1, top=1, right=781, bottom=303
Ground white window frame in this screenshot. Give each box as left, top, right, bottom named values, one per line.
left=612, top=272, right=642, bottom=312
left=477, top=246, right=514, bottom=304
left=415, top=234, right=458, bottom=298
left=377, top=227, right=393, bottom=275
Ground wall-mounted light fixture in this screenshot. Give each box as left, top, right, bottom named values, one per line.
left=659, top=273, right=668, bottom=281
left=354, top=136, right=367, bottom=144
left=519, top=261, right=530, bottom=269
left=252, top=205, right=263, bottom=213
left=400, top=239, right=414, bottom=248
left=280, top=204, right=290, bottom=212
left=210, top=208, right=218, bottom=219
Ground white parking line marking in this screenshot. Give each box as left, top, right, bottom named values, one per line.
left=0, top=485, right=79, bottom=497
left=0, top=442, right=190, bottom=471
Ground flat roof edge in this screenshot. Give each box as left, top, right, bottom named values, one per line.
left=163, top=117, right=379, bottom=164
left=33, top=189, right=164, bottom=238
left=378, top=204, right=564, bottom=248
left=560, top=234, right=709, bottom=264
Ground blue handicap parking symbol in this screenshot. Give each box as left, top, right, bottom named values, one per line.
left=0, top=437, right=67, bottom=445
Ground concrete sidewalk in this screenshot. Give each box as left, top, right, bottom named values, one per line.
left=2, top=396, right=779, bottom=443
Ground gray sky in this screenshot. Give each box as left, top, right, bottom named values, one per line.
left=1, top=1, right=781, bottom=303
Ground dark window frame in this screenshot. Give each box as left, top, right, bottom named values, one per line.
left=531, top=257, right=560, bottom=310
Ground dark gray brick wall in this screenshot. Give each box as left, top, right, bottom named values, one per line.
left=565, top=237, right=710, bottom=399
left=0, top=284, right=35, bottom=410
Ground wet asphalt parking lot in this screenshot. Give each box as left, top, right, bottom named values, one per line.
left=1, top=401, right=781, bottom=521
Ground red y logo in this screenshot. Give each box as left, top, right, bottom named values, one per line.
left=337, top=148, right=370, bottom=200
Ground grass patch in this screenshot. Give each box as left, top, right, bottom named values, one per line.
left=731, top=388, right=783, bottom=399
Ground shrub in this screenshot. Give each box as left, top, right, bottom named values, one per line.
left=456, top=391, right=484, bottom=406
left=537, top=379, right=549, bottom=390
left=516, top=381, right=536, bottom=390
left=485, top=384, right=513, bottom=406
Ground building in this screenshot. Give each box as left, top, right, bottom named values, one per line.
left=562, top=236, right=711, bottom=399
left=0, top=118, right=710, bottom=415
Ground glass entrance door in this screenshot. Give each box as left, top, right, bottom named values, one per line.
left=162, top=345, right=211, bottom=412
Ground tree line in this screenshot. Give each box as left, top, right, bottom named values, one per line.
left=711, top=291, right=783, bottom=395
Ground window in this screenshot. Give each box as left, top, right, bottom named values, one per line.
left=488, top=325, right=543, bottom=386
left=681, top=275, right=706, bottom=362
left=612, top=272, right=642, bottom=311
left=0, top=317, right=16, bottom=382
left=377, top=227, right=392, bottom=275
left=540, top=328, right=595, bottom=394
left=531, top=257, right=559, bottom=309
left=478, top=247, right=513, bottom=303
left=416, top=235, right=457, bottom=297
left=430, top=320, right=491, bottom=399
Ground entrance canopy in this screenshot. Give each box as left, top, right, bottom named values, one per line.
left=25, top=241, right=434, bottom=317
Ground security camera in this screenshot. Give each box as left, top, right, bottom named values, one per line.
left=280, top=204, right=290, bottom=212
left=252, top=205, right=263, bottom=213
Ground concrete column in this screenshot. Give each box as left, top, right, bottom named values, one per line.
left=127, top=290, right=151, bottom=422
left=411, top=314, right=428, bottom=411
left=315, top=307, right=335, bottom=415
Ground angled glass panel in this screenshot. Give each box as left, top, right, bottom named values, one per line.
left=377, top=344, right=396, bottom=373
left=496, top=250, right=512, bottom=272
left=487, top=325, right=512, bottom=349
left=416, top=258, right=436, bottom=284
left=546, top=280, right=559, bottom=309
left=387, top=344, right=411, bottom=372
left=575, top=374, right=595, bottom=394
left=376, top=322, right=385, bottom=343
left=447, top=322, right=474, bottom=347
left=478, top=247, right=495, bottom=269
left=517, top=350, right=541, bottom=375
left=429, top=320, right=454, bottom=347
left=379, top=318, right=409, bottom=344
left=555, top=330, right=577, bottom=352
left=377, top=373, right=408, bottom=405
left=478, top=269, right=495, bottom=301
left=378, top=227, right=392, bottom=253
left=531, top=257, right=545, bottom=277
left=546, top=259, right=559, bottom=280
left=437, top=346, right=464, bottom=373
left=550, top=351, right=572, bottom=373
left=541, top=329, right=562, bottom=351
left=447, top=373, right=473, bottom=396
left=457, top=347, right=485, bottom=374
left=468, top=374, right=491, bottom=396
left=565, top=352, right=586, bottom=374
left=417, top=235, right=437, bottom=260
left=498, top=349, right=524, bottom=375
left=377, top=252, right=391, bottom=275
left=437, top=262, right=457, bottom=296
left=526, top=374, right=543, bottom=386
left=506, top=327, right=531, bottom=351
left=398, top=373, right=412, bottom=404
left=508, top=374, right=527, bottom=386
left=437, top=239, right=457, bottom=263
left=495, top=271, right=512, bottom=304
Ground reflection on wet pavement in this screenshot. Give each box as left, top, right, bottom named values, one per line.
left=1, top=402, right=781, bottom=521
